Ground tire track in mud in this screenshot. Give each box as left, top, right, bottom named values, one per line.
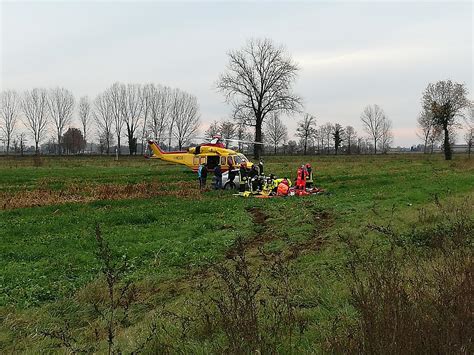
left=225, top=205, right=334, bottom=260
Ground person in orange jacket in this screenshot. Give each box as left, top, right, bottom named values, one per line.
left=276, top=178, right=290, bottom=196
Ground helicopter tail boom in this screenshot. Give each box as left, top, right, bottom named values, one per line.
left=148, top=140, right=164, bottom=157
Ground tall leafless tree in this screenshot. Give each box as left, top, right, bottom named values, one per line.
left=78, top=96, right=92, bottom=149
left=380, top=117, right=393, bottom=154
left=105, top=83, right=125, bottom=155
left=417, top=110, right=434, bottom=153
left=148, top=85, right=171, bottom=146
left=320, top=122, right=334, bottom=154
left=264, top=113, right=287, bottom=154
left=140, top=84, right=153, bottom=154
left=313, top=129, right=322, bottom=154
left=345, top=126, right=357, bottom=154
left=205, top=120, right=220, bottom=139
left=94, top=93, right=114, bottom=154
left=122, top=84, right=143, bottom=155
left=217, top=38, right=303, bottom=158
left=422, top=80, right=470, bottom=160
left=21, top=88, right=50, bottom=155
left=235, top=121, right=248, bottom=152
left=0, top=90, right=20, bottom=154
left=47, top=88, right=75, bottom=155
left=219, top=120, right=237, bottom=148
left=360, top=104, right=386, bottom=154
left=417, top=110, right=442, bottom=154
left=170, top=89, right=200, bottom=150
left=296, top=114, right=316, bottom=155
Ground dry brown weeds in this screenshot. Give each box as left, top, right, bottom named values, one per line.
left=1, top=181, right=201, bottom=209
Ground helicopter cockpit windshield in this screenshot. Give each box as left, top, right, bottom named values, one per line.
left=234, top=154, right=248, bottom=164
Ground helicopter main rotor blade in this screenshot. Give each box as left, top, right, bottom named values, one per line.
left=223, top=138, right=265, bottom=145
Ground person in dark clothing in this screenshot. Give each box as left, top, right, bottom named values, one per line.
left=258, top=160, right=264, bottom=176
left=239, top=163, right=248, bottom=192
left=248, top=165, right=259, bottom=193
left=198, top=163, right=208, bottom=189
left=249, top=165, right=258, bottom=179
left=228, top=163, right=236, bottom=183
left=214, top=165, right=222, bottom=189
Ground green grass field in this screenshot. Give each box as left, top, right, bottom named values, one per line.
left=0, top=154, right=472, bottom=353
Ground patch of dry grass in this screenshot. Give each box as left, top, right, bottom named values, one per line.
left=0, top=181, right=201, bottom=209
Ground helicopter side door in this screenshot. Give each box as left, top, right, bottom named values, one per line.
left=207, top=156, right=219, bottom=170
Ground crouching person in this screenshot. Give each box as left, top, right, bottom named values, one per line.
left=276, top=178, right=290, bottom=197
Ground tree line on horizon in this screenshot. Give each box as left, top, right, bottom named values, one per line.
left=0, top=38, right=472, bottom=159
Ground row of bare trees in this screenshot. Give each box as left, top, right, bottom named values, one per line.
left=292, top=107, right=393, bottom=155
left=0, top=84, right=200, bottom=155
left=203, top=108, right=392, bottom=156
left=2, top=37, right=471, bottom=159
left=85, top=83, right=200, bottom=155
left=0, top=88, right=74, bottom=154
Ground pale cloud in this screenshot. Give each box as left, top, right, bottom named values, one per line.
left=295, top=45, right=436, bottom=71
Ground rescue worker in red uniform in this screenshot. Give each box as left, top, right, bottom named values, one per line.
left=296, top=165, right=308, bottom=191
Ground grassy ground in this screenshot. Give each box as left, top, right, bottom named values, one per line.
left=0, top=154, right=472, bottom=352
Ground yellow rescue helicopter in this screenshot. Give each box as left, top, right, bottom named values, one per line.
left=147, top=136, right=261, bottom=172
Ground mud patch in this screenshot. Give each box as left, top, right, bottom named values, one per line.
left=247, top=207, right=269, bottom=225
left=287, top=208, right=335, bottom=260
left=1, top=181, right=201, bottom=210
left=225, top=207, right=273, bottom=258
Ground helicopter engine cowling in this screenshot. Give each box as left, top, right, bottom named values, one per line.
left=188, top=145, right=222, bottom=155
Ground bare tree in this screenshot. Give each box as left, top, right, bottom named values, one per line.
left=205, top=120, right=220, bottom=139
left=361, top=104, right=386, bottom=154
left=417, top=110, right=443, bottom=154
left=78, top=96, right=92, bottom=150
left=0, top=90, right=20, bottom=154
left=380, top=117, right=393, bottom=154
left=264, top=113, right=287, bottom=154
left=47, top=88, right=75, bottom=155
left=21, top=88, right=50, bottom=154
left=13, top=132, right=27, bottom=156
left=122, top=84, right=143, bottom=155
left=105, top=83, right=125, bottom=155
left=345, top=126, right=357, bottom=154
left=422, top=80, right=470, bottom=160
left=148, top=85, right=171, bottom=146
left=320, top=122, right=334, bottom=154
left=220, top=120, right=237, bottom=148
left=171, top=89, right=200, bottom=150
left=332, top=123, right=345, bottom=155
left=235, top=121, right=248, bottom=152
left=94, top=93, right=114, bottom=154
left=417, top=110, right=434, bottom=153
left=140, top=84, right=154, bottom=154
left=296, top=114, right=316, bottom=155
left=217, top=38, right=303, bottom=158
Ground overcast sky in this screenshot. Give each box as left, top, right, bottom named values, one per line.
left=1, top=0, right=472, bottom=147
